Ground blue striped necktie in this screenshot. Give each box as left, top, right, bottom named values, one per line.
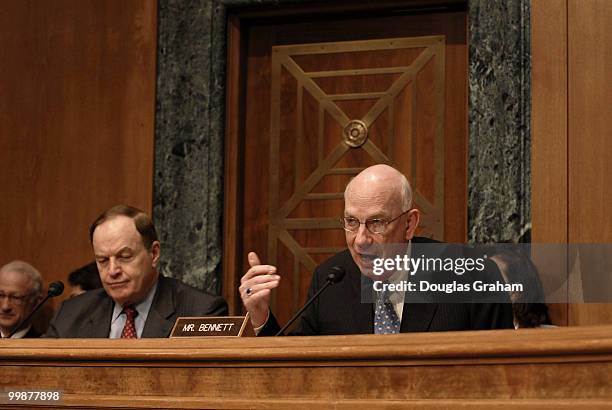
left=374, top=290, right=401, bottom=334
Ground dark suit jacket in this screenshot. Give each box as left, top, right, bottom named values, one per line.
left=23, top=326, right=41, bottom=338
left=261, top=238, right=514, bottom=336
left=45, top=275, right=228, bottom=338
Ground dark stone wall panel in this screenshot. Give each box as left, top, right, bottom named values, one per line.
left=468, top=0, right=531, bottom=242
left=155, top=0, right=223, bottom=293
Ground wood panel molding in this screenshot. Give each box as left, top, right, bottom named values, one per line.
left=223, top=15, right=245, bottom=315
left=532, top=0, right=612, bottom=326
left=2, top=326, right=612, bottom=361
left=531, top=0, right=568, bottom=326
left=2, top=326, right=612, bottom=408
left=567, top=0, right=612, bottom=326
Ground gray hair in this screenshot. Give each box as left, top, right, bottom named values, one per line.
left=398, top=173, right=413, bottom=210
left=0, top=260, right=43, bottom=298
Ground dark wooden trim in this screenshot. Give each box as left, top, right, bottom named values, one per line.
left=531, top=0, right=568, bottom=326
left=228, top=0, right=466, bottom=20
left=4, top=325, right=612, bottom=361
left=4, top=326, right=612, bottom=407
left=223, top=15, right=246, bottom=315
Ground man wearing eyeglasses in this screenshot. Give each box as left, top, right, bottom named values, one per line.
left=0, top=261, right=44, bottom=338
left=240, top=164, right=513, bottom=335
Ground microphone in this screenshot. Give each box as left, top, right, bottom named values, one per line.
left=8, top=281, right=64, bottom=338
left=47, top=281, right=64, bottom=297
left=275, top=266, right=345, bottom=336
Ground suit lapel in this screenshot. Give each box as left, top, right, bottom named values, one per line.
left=85, top=295, right=114, bottom=337
left=401, top=303, right=438, bottom=332
left=354, top=301, right=373, bottom=334
left=399, top=237, right=440, bottom=332
left=24, top=326, right=41, bottom=338
left=348, top=257, right=374, bottom=334
left=142, top=277, right=176, bottom=338
left=345, top=252, right=435, bottom=334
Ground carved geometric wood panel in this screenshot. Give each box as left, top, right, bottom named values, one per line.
left=268, top=36, right=445, bottom=307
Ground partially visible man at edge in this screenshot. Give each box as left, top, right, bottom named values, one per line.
left=68, top=261, right=102, bottom=298
left=0, top=261, right=44, bottom=338
left=240, top=164, right=513, bottom=335
left=46, top=205, right=227, bottom=338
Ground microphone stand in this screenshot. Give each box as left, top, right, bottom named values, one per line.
left=275, top=267, right=344, bottom=336
left=8, top=282, right=64, bottom=338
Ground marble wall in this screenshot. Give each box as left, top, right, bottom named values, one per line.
left=154, top=0, right=531, bottom=293
left=468, top=0, right=531, bottom=243
left=154, top=0, right=225, bottom=293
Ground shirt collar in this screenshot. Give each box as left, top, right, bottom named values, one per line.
left=111, top=280, right=159, bottom=323
left=1, top=324, right=31, bottom=339
left=386, top=241, right=411, bottom=304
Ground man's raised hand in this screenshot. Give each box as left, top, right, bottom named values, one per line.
left=239, top=252, right=281, bottom=328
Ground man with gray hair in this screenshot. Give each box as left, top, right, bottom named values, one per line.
left=240, top=164, right=513, bottom=335
left=0, top=260, right=43, bottom=338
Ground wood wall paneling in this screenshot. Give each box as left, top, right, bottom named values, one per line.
left=567, top=0, right=612, bottom=325
left=533, top=0, right=612, bottom=325
left=531, top=0, right=569, bottom=325
left=223, top=16, right=245, bottom=315
left=0, top=1, right=157, bottom=316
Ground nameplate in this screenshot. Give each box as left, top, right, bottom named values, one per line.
left=170, top=316, right=249, bottom=338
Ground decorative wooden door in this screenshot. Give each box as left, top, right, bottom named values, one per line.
left=228, top=9, right=467, bottom=321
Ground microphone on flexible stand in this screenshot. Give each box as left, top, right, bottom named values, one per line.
left=8, top=281, right=64, bottom=338
left=275, top=266, right=345, bottom=336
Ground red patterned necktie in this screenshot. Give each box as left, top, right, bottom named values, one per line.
left=120, top=305, right=138, bottom=339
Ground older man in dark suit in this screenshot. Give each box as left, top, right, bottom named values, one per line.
left=239, top=164, right=513, bottom=335
left=46, top=205, right=227, bottom=338
left=0, top=260, right=44, bottom=338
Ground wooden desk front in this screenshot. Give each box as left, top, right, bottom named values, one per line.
left=2, top=326, right=612, bottom=409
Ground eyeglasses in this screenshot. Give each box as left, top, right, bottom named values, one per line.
left=0, top=292, right=31, bottom=306
left=340, top=209, right=411, bottom=235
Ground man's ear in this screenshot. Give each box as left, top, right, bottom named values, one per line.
left=150, top=241, right=161, bottom=268
left=404, top=209, right=420, bottom=241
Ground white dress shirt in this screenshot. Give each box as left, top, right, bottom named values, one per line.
left=1, top=325, right=31, bottom=339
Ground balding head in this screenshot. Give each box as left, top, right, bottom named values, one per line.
left=345, top=164, right=412, bottom=210
left=342, top=164, right=420, bottom=277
